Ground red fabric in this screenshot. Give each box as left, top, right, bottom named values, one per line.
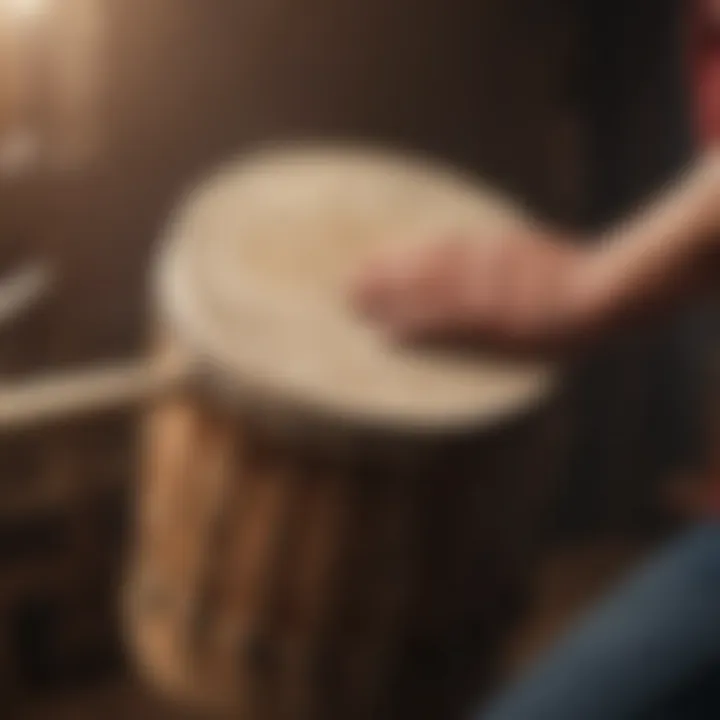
left=687, top=2, right=720, bottom=514
left=689, top=0, right=720, bottom=144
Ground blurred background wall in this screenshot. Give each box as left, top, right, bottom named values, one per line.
left=558, top=0, right=699, bottom=536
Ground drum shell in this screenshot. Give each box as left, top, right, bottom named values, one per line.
left=124, top=333, right=566, bottom=720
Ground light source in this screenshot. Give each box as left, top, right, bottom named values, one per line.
left=0, top=0, right=48, bottom=177
left=6, top=0, right=47, bottom=19
left=0, top=0, right=102, bottom=173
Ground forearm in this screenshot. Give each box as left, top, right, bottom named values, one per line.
left=593, top=150, right=720, bottom=328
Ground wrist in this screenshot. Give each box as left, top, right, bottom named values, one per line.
left=602, top=153, right=720, bottom=254
left=563, top=155, right=720, bottom=340
left=683, top=149, right=720, bottom=253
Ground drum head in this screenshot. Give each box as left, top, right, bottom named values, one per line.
left=157, top=144, right=558, bottom=432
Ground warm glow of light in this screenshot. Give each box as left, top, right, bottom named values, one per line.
left=6, top=0, right=47, bottom=19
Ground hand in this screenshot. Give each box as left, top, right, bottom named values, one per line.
left=352, top=229, right=617, bottom=357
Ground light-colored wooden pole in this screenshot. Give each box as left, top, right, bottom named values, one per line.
left=0, top=262, right=53, bottom=330
left=0, top=357, right=188, bottom=433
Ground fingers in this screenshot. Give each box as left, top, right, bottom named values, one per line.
left=351, top=231, right=590, bottom=356
left=353, top=239, right=468, bottom=336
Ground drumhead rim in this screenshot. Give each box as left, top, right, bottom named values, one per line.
left=153, top=143, right=562, bottom=433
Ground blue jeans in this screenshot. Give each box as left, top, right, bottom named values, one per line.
left=474, top=523, right=720, bottom=720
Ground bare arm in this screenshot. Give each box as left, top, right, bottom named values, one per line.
left=353, top=151, right=720, bottom=356
left=592, top=150, right=720, bottom=330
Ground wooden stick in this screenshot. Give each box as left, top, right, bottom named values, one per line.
left=0, top=358, right=189, bottom=433
left=0, top=262, right=54, bottom=330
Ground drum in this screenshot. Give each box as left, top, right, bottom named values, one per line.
left=0, top=144, right=565, bottom=718
left=125, top=145, right=565, bottom=718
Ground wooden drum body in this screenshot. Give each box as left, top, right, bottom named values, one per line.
left=122, top=145, right=565, bottom=718
left=128, top=389, right=562, bottom=719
